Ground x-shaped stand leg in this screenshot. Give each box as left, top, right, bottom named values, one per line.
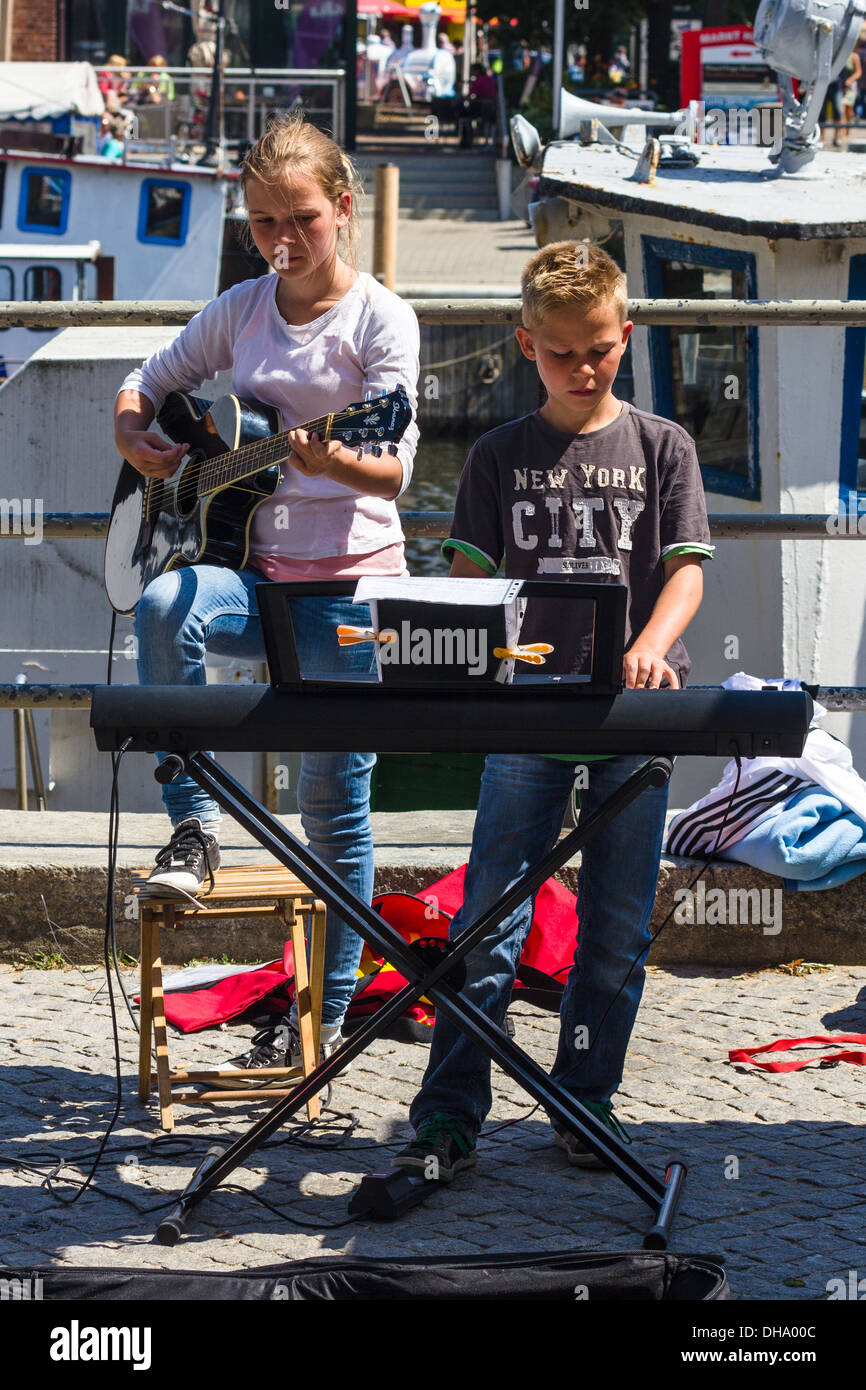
left=154, top=750, right=686, bottom=1248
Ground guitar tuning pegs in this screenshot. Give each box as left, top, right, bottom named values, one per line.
left=387, top=443, right=399, bottom=455
left=356, top=446, right=364, bottom=461
left=371, top=444, right=382, bottom=457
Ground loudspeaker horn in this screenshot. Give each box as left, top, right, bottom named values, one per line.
left=559, top=89, right=688, bottom=140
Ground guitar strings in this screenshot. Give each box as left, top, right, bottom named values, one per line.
left=142, top=394, right=401, bottom=517
left=193, top=408, right=363, bottom=496
left=143, top=413, right=332, bottom=520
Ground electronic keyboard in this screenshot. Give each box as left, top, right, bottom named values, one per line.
left=90, top=684, right=813, bottom=759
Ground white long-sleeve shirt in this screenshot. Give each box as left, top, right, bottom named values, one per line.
left=119, top=270, right=420, bottom=563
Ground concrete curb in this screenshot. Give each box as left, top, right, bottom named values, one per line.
left=0, top=812, right=862, bottom=967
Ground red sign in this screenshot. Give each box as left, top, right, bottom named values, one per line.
left=680, top=25, right=762, bottom=106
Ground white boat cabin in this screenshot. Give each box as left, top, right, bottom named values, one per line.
left=0, top=151, right=229, bottom=378
left=528, top=138, right=866, bottom=798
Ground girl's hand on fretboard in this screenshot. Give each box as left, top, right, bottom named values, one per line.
left=286, top=426, right=346, bottom=478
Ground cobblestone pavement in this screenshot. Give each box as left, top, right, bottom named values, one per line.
left=1, top=961, right=864, bottom=1300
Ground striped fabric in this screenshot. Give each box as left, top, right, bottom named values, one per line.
left=665, top=770, right=810, bottom=859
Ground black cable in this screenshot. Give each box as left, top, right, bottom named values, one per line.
left=105, top=611, right=141, bottom=1034
left=221, top=1183, right=362, bottom=1230
left=43, top=738, right=132, bottom=1203
left=106, top=609, right=117, bottom=687
left=4, top=1111, right=357, bottom=1215
left=577, top=745, right=745, bottom=1069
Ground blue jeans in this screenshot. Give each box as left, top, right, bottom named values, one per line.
left=135, top=564, right=375, bottom=1026
left=409, top=752, right=670, bottom=1138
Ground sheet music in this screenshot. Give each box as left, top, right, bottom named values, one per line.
left=353, top=576, right=523, bottom=607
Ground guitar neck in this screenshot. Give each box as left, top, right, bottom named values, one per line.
left=194, top=410, right=338, bottom=496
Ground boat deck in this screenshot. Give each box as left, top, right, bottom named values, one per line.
left=539, top=142, right=866, bottom=238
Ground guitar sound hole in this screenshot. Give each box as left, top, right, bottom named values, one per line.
left=175, top=459, right=200, bottom=519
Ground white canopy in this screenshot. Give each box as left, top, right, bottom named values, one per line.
left=0, top=62, right=105, bottom=121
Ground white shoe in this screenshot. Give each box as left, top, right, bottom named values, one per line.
left=141, top=818, right=219, bottom=898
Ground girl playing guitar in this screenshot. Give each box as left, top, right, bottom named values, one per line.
left=114, top=113, right=420, bottom=1074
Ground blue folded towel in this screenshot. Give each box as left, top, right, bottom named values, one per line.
left=716, top=785, right=866, bottom=891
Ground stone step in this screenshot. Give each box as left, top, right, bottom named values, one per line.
left=1, top=810, right=862, bottom=967
left=355, top=170, right=498, bottom=188
left=354, top=156, right=499, bottom=171
left=360, top=209, right=502, bottom=221
left=358, top=204, right=500, bottom=221
left=353, top=164, right=501, bottom=217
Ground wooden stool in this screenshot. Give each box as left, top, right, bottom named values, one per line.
left=135, top=865, right=327, bottom=1132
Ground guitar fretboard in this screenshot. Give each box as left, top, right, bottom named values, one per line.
left=143, top=411, right=346, bottom=521
left=141, top=387, right=408, bottom=523
left=193, top=410, right=339, bottom=496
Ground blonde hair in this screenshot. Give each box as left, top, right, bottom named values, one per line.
left=521, top=240, right=628, bottom=328
left=240, top=112, right=363, bottom=266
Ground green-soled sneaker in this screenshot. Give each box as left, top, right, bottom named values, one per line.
left=392, top=1112, right=477, bottom=1183
left=552, top=1100, right=632, bottom=1169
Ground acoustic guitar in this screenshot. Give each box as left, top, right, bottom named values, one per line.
left=104, top=385, right=412, bottom=614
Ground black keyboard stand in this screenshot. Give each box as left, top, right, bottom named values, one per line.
left=153, top=747, right=687, bottom=1250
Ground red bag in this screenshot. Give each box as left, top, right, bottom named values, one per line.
left=159, top=940, right=297, bottom=1034
left=349, top=866, right=578, bottom=1030
left=161, top=866, right=578, bottom=1034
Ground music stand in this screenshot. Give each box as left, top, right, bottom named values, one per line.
left=116, top=580, right=690, bottom=1246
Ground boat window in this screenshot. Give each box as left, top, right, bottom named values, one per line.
left=0, top=265, right=11, bottom=331
left=137, top=179, right=191, bottom=246
left=18, top=169, right=72, bottom=235
left=0, top=164, right=5, bottom=226
left=24, top=265, right=62, bottom=329
left=642, top=238, right=759, bottom=500
left=840, top=253, right=866, bottom=505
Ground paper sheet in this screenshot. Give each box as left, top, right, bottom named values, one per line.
left=353, top=575, right=523, bottom=606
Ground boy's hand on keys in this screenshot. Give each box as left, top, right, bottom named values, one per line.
left=623, top=646, right=679, bottom=690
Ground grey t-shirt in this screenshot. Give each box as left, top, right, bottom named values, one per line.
left=443, top=402, right=713, bottom=686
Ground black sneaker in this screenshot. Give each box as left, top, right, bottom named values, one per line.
left=392, top=1112, right=477, bottom=1183
left=552, top=1100, right=632, bottom=1169
left=142, top=818, right=220, bottom=898
left=217, top=1020, right=296, bottom=1082
left=214, top=1018, right=350, bottom=1087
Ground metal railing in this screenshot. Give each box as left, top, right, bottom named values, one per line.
left=4, top=511, right=865, bottom=543
left=3, top=683, right=863, bottom=712
left=102, top=66, right=346, bottom=151
left=5, top=299, right=866, bottom=329
left=11, top=676, right=48, bottom=809
left=2, top=295, right=866, bottom=740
